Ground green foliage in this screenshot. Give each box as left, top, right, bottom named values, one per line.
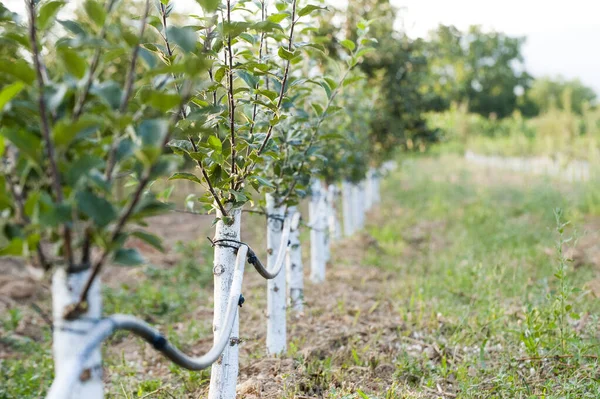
left=0, top=0, right=205, bottom=272
left=428, top=102, right=600, bottom=160
left=528, top=76, right=597, bottom=115
left=423, top=25, right=532, bottom=119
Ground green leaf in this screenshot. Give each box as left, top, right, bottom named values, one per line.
left=311, top=103, right=323, bottom=116
left=340, top=39, right=356, bottom=51
left=0, top=81, right=24, bottom=111
left=237, top=70, right=258, bottom=89
left=167, top=139, right=194, bottom=154
left=0, top=127, right=41, bottom=162
left=356, top=389, right=370, bottom=399
left=137, top=119, right=169, bottom=147
left=0, top=59, right=35, bottom=85
left=90, top=81, right=122, bottom=109
left=252, top=21, right=283, bottom=33
left=83, top=0, right=106, bottom=26
left=167, top=26, right=197, bottom=53
left=57, top=47, right=87, bottom=79
left=278, top=46, right=295, bottom=61
left=132, top=194, right=173, bottom=219
left=131, top=231, right=164, bottom=252
left=168, top=172, right=203, bottom=185
left=38, top=1, right=66, bottom=30
left=58, top=19, right=85, bottom=35
left=38, top=197, right=72, bottom=227
left=75, top=189, right=117, bottom=228
left=53, top=115, right=102, bottom=147
left=222, top=21, right=250, bottom=38
left=253, top=175, right=274, bottom=188
left=297, top=4, right=326, bottom=17
left=113, top=248, right=145, bottom=266
left=146, top=91, right=181, bottom=112
left=65, top=155, right=104, bottom=186
left=207, top=135, right=222, bottom=151
left=0, top=238, right=24, bottom=256
left=267, top=13, right=288, bottom=23
left=195, top=0, right=219, bottom=13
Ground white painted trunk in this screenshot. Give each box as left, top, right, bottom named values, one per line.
left=265, top=194, right=287, bottom=355
left=341, top=180, right=354, bottom=237
left=52, top=268, right=103, bottom=399
left=372, top=171, right=381, bottom=205
left=365, top=169, right=374, bottom=210
left=286, top=205, right=304, bottom=313
left=327, top=184, right=340, bottom=242
left=322, top=182, right=331, bottom=263
left=209, top=207, right=242, bottom=399
left=309, top=179, right=326, bottom=283
left=351, top=182, right=365, bottom=231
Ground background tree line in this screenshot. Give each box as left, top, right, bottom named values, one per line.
left=326, top=0, right=598, bottom=151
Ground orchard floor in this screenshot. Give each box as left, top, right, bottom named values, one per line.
left=3, top=154, right=600, bottom=398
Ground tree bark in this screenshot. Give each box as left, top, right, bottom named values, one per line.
left=52, top=268, right=103, bottom=399
left=208, top=206, right=242, bottom=399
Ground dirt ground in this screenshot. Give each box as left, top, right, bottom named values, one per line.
left=4, top=160, right=600, bottom=398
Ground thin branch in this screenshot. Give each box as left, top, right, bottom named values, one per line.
left=66, top=85, right=193, bottom=318
left=5, top=175, right=50, bottom=270
left=159, top=1, right=187, bottom=120
left=72, top=0, right=117, bottom=119
left=159, top=6, right=226, bottom=217
left=119, top=0, right=150, bottom=114
left=234, top=0, right=267, bottom=191
left=26, top=0, right=74, bottom=267
left=255, top=0, right=297, bottom=156
left=235, top=0, right=297, bottom=188
left=276, top=65, right=353, bottom=206
left=81, top=0, right=149, bottom=265
left=188, top=136, right=228, bottom=216
left=226, top=0, right=237, bottom=186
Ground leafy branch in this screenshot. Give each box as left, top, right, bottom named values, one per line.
left=26, top=0, right=74, bottom=267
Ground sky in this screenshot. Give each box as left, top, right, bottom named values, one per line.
left=5, top=0, right=600, bottom=94
left=394, top=0, right=600, bottom=93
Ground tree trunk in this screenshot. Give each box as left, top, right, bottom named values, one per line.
left=266, top=194, right=287, bottom=355
left=323, top=181, right=331, bottom=263
left=342, top=180, right=354, bottom=237
left=327, top=184, right=340, bottom=242
left=52, top=268, right=103, bottom=399
left=209, top=206, right=242, bottom=399
left=365, top=169, right=374, bottom=211
left=351, top=182, right=365, bottom=231
left=286, top=205, right=304, bottom=313
left=372, top=169, right=381, bottom=205
left=309, top=179, right=326, bottom=283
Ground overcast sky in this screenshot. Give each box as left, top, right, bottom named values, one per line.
left=5, top=0, right=599, bottom=94
left=395, top=0, right=600, bottom=93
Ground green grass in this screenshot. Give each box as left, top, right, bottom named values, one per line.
left=3, top=152, right=600, bottom=398
left=357, top=154, right=600, bottom=398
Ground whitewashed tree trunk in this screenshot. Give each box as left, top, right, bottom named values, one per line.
left=286, top=205, right=304, bottom=313
left=209, top=206, right=242, bottom=399
left=327, top=184, right=340, bottom=242
left=309, top=179, right=326, bottom=283
left=342, top=180, right=354, bottom=237
left=52, top=268, right=103, bottom=399
left=266, top=194, right=287, bottom=355
left=365, top=169, right=375, bottom=210
left=372, top=171, right=381, bottom=205
left=323, top=181, right=331, bottom=263
left=352, top=182, right=365, bottom=231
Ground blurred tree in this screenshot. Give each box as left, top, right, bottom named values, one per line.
left=423, top=24, right=532, bottom=119
left=528, top=76, right=597, bottom=114
left=344, top=0, right=438, bottom=154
